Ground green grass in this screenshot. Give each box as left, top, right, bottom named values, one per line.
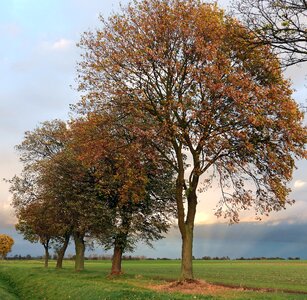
left=0, top=259, right=307, bottom=299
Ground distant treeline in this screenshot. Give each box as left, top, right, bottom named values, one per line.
left=6, top=254, right=301, bottom=261
left=234, top=256, right=301, bottom=261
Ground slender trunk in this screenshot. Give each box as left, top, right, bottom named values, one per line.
left=56, top=233, right=70, bottom=269
left=43, top=245, right=49, bottom=268
left=111, top=244, right=123, bottom=275
left=73, top=232, right=85, bottom=271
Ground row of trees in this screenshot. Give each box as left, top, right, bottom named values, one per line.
left=9, top=118, right=176, bottom=273
left=10, top=0, right=306, bottom=280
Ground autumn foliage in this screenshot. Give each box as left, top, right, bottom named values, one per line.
left=76, top=0, right=307, bottom=280
left=8, top=0, right=307, bottom=282
left=0, top=234, right=14, bottom=259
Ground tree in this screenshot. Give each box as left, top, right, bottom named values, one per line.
left=15, top=201, right=58, bottom=268
left=9, top=120, right=72, bottom=268
left=0, top=234, right=14, bottom=259
left=76, top=0, right=307, bottom=280
left=101, top=163, right=176, bottom=275
left=10, top=170, right=72, bottom=269
left=53, top=233, right=71, bottom=269
left=233, top=0, right=307, bottom=67
left=71, top=115, right=176, bottom=275
left=10, top=120, right=110, bottom=271
left=40, top=146, right=110, bottom=271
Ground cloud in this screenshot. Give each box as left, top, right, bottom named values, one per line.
left=0, top=196, right=16, bottom=228
left=51, top=38, right=73, bottom=50
left=38, top=38, right=74, bottom=53
left=134, top=220, right=307, bottom=259
left=294, top=180, right=307, bottom=189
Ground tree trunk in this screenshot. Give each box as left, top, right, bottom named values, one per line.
left=111, top=244, right=123, bottom=275
left=179, top=182, right=198, bottom=281
left=43, top=246, right=49, bottom=268
left=73, top=232, right=85, bottom=271
left=173, top=141, right=199, bottom=281
left=56, top=233, right=70, bottom=269
left=180, top=224, right=194, bottom=280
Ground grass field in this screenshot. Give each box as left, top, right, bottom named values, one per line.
left=0, top=259, right=307, bottom=299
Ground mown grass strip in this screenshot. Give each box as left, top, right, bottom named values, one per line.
left=0, top=270, right=20, bottom=300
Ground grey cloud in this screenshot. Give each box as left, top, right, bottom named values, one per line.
left=193, top=221, right=307, bottom=244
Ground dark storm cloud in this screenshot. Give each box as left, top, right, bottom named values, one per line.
left=193, top=221, right=307, bottom=244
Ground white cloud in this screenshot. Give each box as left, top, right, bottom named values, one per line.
left=294, top=180, right=307, bottom=189
left=195, top=211, right=215, bottom=224
left=0, top=196, right=16, bottom=227
left=51, top=38, right=73, bottom=50
left=39, top=38, right=73, bottom=51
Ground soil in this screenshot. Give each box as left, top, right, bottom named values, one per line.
left=148, top=279, right=307, bottom=297
left=149, top=279, right=240, bottom=296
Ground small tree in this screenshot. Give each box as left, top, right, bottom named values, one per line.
left=15, top=201, right=59, bottom=268
left=0, top=234, right=14, bottom=259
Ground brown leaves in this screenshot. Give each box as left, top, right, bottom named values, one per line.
left=76, top=0, right=306, bottom=221
left=70, top=113, right=155, bottom=205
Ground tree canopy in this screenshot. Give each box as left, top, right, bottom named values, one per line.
left=10, top=116, right=176, bottom=274
left=76, top=0, right=307, bottom=280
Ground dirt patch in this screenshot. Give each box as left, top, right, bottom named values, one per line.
left=148, top=280, right=307, bottom=296
left=149, top=279, right=240, bottom=296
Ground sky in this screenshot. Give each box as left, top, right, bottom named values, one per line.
left=0, top=0, right=306, bottom=260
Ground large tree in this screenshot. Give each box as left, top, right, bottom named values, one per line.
left=77, top=0, right=307, bottom=280
left=233, top=0, right=307, bottom=67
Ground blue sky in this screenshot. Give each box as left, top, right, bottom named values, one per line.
left=0, top=0, right=306, bottom=259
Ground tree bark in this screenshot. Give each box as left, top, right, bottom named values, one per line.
left=173, top=142, right=198, bottom=281
left=73, top=232, right=85, bottom=271
left=111, top=244, right=123, bottom=275
left=174, top=143, right=199, bottom=281
left=56, top=233, right=70, bottom=269
left=180, top=223, right=194, bottom=281
left=43, top=245, right=49, bottom=268
left=179, top=191, right=197, bottom=281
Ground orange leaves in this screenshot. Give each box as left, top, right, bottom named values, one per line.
left=76, top=0, right=306, bottom=223
left=0, top=234, right=14, bottom=259
left=69, top=112, right=153, bottom=205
